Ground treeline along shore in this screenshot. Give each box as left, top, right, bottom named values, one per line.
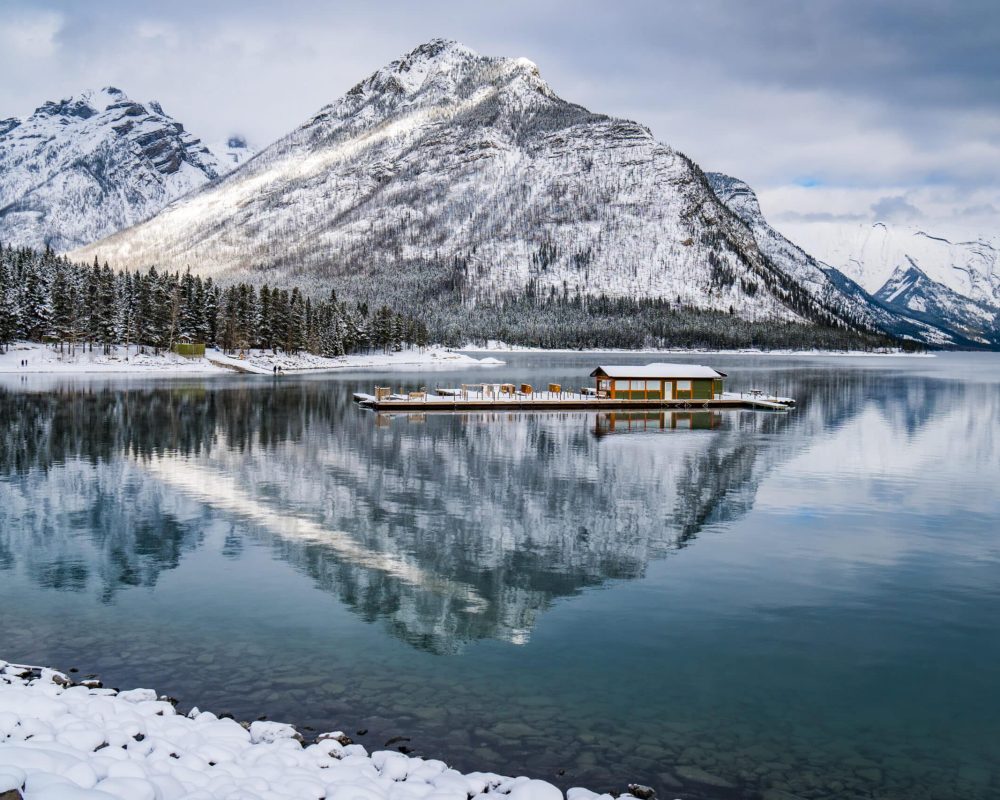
left=0, top=245, right=916, bottom=354
left=0, top=245, right=429, bottom=357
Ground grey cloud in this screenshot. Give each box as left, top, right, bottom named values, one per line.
left=775, top=211, right=868, bottom=224
left=0, top=0, right=997, bottom=232
left=957, top=203, right=998, bottom=217
left=871, top=196, right=922, bottom=222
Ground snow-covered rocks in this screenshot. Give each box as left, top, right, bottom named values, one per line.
left=0, top=88, right=242, bottom=251
left=1, top=659, right=629, bottom=800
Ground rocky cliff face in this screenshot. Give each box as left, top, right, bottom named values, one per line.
left=0, top=87, right=243, bottom=251
left=73, top=41, right=884, bottom=337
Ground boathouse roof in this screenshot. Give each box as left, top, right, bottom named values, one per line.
left=590, top=363, right=727, bottom=379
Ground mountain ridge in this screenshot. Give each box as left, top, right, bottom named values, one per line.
left=872, top=260, right=1000, bottom=347
left=0, top=87, right=251, bottom=251
left=783, top=220, right=1000, bottom=308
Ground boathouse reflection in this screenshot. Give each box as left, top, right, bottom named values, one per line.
left=593, top=410, right=722, bottom=436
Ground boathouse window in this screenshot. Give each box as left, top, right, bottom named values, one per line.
left=615, top=380, right=629, bottom=392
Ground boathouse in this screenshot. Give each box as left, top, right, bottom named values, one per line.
left=589, top=363, right=727, bottom=401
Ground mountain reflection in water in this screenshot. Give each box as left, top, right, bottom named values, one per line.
left=0, top=382, right=785, bottom=651
left=0, top=366, right=939, bottom=653
left=1, top=355, right=998, bottom=800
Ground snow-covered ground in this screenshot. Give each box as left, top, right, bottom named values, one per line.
left=0, top=344, right=504, bottom=376
left=460, top=341, right=934, bottom=358
left=0, top=659, right=626, bottom=800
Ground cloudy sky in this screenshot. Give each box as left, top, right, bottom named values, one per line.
left=1, top=0, right=997, bottom=249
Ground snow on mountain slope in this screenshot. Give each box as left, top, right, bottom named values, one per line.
left=706, top=173, right=893, bottom=330
left=787, top=221, right=1000, bottom=308
left=0, top=87, right=239, bottom=251
left=73, top=40, right=877, bottom=334
left=873, top=261, right=1000, bottom=347
left=705, top=172, right=969, bottom=346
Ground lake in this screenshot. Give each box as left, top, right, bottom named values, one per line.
left=0, top=352, right=997, bottom=800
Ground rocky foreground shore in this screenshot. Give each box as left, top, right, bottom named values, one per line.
left=0, top=660, right=658, bottom=800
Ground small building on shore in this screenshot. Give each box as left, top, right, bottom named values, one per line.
left=589, top=363, right=727, bottom=401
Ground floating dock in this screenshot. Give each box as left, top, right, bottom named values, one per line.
left=354, top=363, right=795, bottom=414
left=354, top=389, right=794, bottom=413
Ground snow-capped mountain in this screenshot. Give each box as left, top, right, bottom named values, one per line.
left=807, top=223, right=1000, bottom=347
left=706, top=174, right=900, bottom=332
left=0, top=87, right=241, bottom=251
left=790, top=221, right=1000, bottom=308
left=72, top=40, right=887, bottom=339
left=704, top=172, right=978, bottom=346
left=873, top=261, right=1000, bottom=347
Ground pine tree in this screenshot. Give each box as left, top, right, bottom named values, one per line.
left=286, top=288, right=305, bottom=353
left=0, top=254, right=19, bottom=351
left=372, top=306, right=393, bottom=353
left=203, top=279, right=220, bottom=345
left=99, top=263, right=116, bottom=353
left=178, top=269, right=201, bottom=343
left=84, top=257, right=102, bottom=351
left=19, top=252, right=51, bottom=341
left=271, top=289, right=289, bottom=352
left=234, top=283, right=257, bottom=350
left=217, top=287, right=239, bottom=353
left=50, top=259, right=81, bottom=353
left=143, top=268, right=168, bottom=351
left=415, top=320, right=429, bottom=351
left=115, top=271, right=136, bottom=353
left=258, top=285, right=273, bottom=351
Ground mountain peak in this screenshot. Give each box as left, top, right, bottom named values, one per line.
left=33, top=86, right=132, bottom=120
left=295, top=37, right=561, bottom=145
left=405, top=37, right=472, bottom=60
left=346, top=38, right=478, bottom=99
left=0, top=84, right=241, bottom=251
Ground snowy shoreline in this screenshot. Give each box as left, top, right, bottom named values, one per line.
left=0, top=341, right=935, bottom=378
left=460, top=342, right=935, bottom=358
left=0, top=658, right=633, bottom=800
left=0, top=343, right=505, bottom=377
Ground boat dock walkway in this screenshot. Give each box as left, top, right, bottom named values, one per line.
left=354, top=390, right=795, bottom=413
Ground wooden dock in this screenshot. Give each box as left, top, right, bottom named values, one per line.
left=354, top=392, right=795, bottom=413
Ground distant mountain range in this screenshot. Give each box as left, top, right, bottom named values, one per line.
left=3, top=41, right=996, bottom=348
left=0, top=87, right=254, bottom=251
left=707, top=175, right=1000, bottom=348
left=791, top=223, right=1000, bottom=347
left=795, top=222, right=999, bottom=306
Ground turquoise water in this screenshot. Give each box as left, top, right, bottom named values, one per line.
left=0, top=352, right=998, bottom=800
